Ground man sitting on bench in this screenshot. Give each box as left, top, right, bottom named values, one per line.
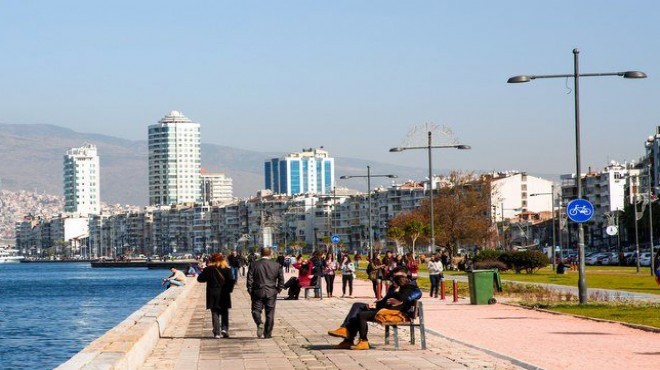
left=327, top=272, right=421, bottom=350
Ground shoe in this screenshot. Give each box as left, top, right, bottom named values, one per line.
left=350, top=339, right=370, bottom=350
left=334, top=339, right=353, bottom=349
left=214, top=334, right=221, bottom=339
left=221, top=330, right=229, bottom=338
left=327, top=327, right=349, bottom=339
left=256, top=324, right=264, bottom=339
left=264, top=334, right=272, bottom=339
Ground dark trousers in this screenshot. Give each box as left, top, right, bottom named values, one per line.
left=325, top=274, right=335, bottom=295
left=251, top=294, right=277, bottom=337
left=429, top=274, right=440, bottom=297
left=231, top=267, right=240, bottom=281
left=341, top=302, right=377, bottom=341
left=342, top=274, right=353, bottom=296
left=284, top=277, right=300, bottom=299
left=211, top=307, right=229, bottom=335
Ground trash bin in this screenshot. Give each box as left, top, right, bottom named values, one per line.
left=468, top=269, right=502, bottom=305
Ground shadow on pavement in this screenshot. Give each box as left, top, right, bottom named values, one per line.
left=160, top=336, right=260, bottom=341
left=304, top=344, right=342, bottom=350
left=635, top=352, right=660, bottom=355
left=483, top=317, right=541, bottom=320
left=550, top=331, right=614, bottom=335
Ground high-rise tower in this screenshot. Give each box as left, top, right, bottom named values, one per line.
left=148, top=111, right=201, bottom=206
left=264, top=148, right=334, bottom=196
left=64, top=143, right=100, bottom=215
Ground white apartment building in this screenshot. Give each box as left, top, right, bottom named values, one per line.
left=490, top=172, right=554, bottom=221
left=63, top=144, right=100, bottom=216
left=200, top=171, right=233, bottom=204
left=148, top=111, right=201, bottom=206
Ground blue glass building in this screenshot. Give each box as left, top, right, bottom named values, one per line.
left=264, top=148, right=335, bottom=195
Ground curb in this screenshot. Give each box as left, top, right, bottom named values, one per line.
left=423, top=327, right=544, bottom=370
left=504, top=302, right=660, bottom=334
left=56, top=278, right=197, bottom=370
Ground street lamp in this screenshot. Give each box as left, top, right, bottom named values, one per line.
left=508, top=48, right=646, bottom=304
left=530, top=185, right=557, bottom=271
left=340, top=166, right=397, bottom=259
left=390, top=132, right=470, bottom=253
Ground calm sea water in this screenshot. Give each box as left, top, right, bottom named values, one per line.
left=0, top=263, right=165, bottom=369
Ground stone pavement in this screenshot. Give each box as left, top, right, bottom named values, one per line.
left=141, top=273, right=523, bottom=370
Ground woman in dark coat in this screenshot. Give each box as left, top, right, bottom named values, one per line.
left=197, top=253, right=234, bottom=338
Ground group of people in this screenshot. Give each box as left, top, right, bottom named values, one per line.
left=162, top=247, right=425, bottom=350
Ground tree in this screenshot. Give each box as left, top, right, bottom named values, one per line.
left=389, top=211, right=428, bottom=256
left=387, top=226, right=405, bottom=254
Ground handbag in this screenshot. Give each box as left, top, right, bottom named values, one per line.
left=374, top=308, right=408, bottom=324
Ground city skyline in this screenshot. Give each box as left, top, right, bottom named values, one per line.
left=1, top=1, right=659, bottom=178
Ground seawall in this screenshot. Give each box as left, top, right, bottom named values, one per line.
left=56, top=278, right=196, bottom=370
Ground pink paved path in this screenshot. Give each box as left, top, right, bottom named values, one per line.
left=321, top=272, right=659, bottom=370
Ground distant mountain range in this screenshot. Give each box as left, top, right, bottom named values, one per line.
left=0, top=123, right=431, bottom=205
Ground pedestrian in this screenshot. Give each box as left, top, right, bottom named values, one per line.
left=654, top=253, right=660, bottom=286
left=406, top=252, right=419, bottom=283
left=440, top=251, right=450, bottom=270
left=366, top=254, right=384, bottom=299
left=310, top=251, right=325, bottom=298
left=246, top=247, right=285, bottom=338
left=324, top=253, right=338, bottom=297
left=228, top=249, right=241, bottom=281
left=341, top=254, right=355, bottom=297
left=427, top=254, right=443, bottom=298
left=197, top=253, right=234, bottom=338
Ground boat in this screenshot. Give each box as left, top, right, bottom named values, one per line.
left=0, top=248, right=25, bottom=263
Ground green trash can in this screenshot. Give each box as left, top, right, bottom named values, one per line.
left=468, top=269, right=502, bottom=305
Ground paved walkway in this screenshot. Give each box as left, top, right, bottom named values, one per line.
left=142, top=273, right=522, bottom=370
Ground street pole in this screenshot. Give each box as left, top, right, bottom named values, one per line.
left=573, top=49, right=588, bottom=304
left=428, top=131, right=435, bottom=254
left=551, top=185, right=557, bottom=271
left=634, top=193, right=640, bottom=272
left=648, top=164, right=655, bottom=276
left=367, top=165, right=373, bottom=260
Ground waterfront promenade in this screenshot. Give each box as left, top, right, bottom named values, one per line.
left=139, top=273, right=659, bottom=370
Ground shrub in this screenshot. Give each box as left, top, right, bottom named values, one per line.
left=512, top=251, right=550, bottom=274
left=473, top=259, right=509, bottom=271
left=473, top=249, right=503, bottom=263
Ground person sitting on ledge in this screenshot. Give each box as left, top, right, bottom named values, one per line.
left=162, top=266, right=186, bottom=289
left=327, top=273, right=421, bottom=350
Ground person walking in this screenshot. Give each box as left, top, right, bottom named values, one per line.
left=197, top=253, right=235, bottom=338
left=366, top=254, right=384, bottom=299
left=427, top=254, right=443, bottom=298
left=228, top=250, right=241, bottom=281
left=246, top=247, right=284, bottom=339
left=341, top=255, right=355, bottom=297
left=324, top=253, right=338, bottom=297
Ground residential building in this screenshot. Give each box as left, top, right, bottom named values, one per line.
left=490, top=172, right=554, bottom=221
left=264, top=148, right=335, bottom=196
left=200, top=170, right=233, bottom=204
left=148, top=111, right=201, bottom=206
left=63, top=144, right=100, bottom=216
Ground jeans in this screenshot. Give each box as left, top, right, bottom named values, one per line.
left=340, top=302, right=377, bottom=341
left=165, top=279, right=184, bottom=289
left=211, top=307, right=229, bottom=335
left=231, top=267, right=240, bottom=281
left=429, top=274, right=440, bottom=296
left=342, top=274, right=353, bottom=296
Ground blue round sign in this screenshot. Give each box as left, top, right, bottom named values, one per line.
left=566, top=199, right=594, bottom=223
left=331, top=235, right=340, bottom=244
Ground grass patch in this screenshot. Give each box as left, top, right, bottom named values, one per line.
left=539, top=303, right=660, bottom=329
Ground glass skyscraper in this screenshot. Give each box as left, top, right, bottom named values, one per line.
left=264, top=148, right=335, bottom=196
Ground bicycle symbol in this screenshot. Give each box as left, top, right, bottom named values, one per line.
left=568, top=205, right=592, bottom=216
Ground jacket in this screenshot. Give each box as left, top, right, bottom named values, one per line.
left=293, top=262, right=313, bottom=286
left=197, top=266, right=235, bottom=310
left=247, top=258, right=285, bottom=298
left=376, top=283, right=422, bottom=317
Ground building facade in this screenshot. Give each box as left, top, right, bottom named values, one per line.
left=200, top=171, right=233, bottom=204
left=64, top=144, right=100, bottom=216
left=148, top=111, right=201, bottom=206
left=264, top=148, right=335, bottom=196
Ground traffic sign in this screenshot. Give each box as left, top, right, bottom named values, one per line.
left=566, top=199, right=594, bottom=223
left=606, top=225, right=618, bottom=236
left=331, top=234, right=340, bottom=244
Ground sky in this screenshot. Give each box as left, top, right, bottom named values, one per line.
left=1, top=0, right=659, bottom=176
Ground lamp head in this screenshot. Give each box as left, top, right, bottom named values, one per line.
left=456, top=145, right=471, bottom=150
left=623, top=71, right=647, bottom=79
left=339, top=176, right=350, bottom=180
left=507, top=75, right=532, bottom=83
left=387, top=175, right=398, bottom=179
left=389, top=147, right=404, bottom=152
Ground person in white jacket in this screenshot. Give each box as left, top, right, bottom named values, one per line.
left=427, top=254, right=444, bottom=298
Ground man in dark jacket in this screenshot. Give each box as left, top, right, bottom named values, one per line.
left=247, top=247, right=285, bottom=338
left=228, top=250, right=241, bottom=281
left=328, top=274, right=421, bottom=350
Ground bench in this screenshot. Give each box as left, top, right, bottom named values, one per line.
left=380, top=301, right=426, bottom=350
left=301, top=279, right=323, bottom=299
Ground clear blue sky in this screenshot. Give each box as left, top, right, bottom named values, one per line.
left=1, top=1, right=659, bottom=176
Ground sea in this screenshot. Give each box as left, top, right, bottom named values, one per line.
left=0, top=263, right=165, bottom=369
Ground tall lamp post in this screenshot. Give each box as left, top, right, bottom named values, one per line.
left=508, top=48, right=646, bottom=304
left=340, top=166, right=397, bottom=259
left=530, top=184, right=557, bottom=271
left=390, top=132, right=471, bottom=253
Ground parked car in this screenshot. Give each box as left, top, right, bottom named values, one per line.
left=585, top=253, right=609, bottom=265
left=639, top=252, right=652, bottom=267
left=599, top=252, right=619, bottom=265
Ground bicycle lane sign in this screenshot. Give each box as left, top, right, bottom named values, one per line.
left=566, top=199, right=594, bottom=223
